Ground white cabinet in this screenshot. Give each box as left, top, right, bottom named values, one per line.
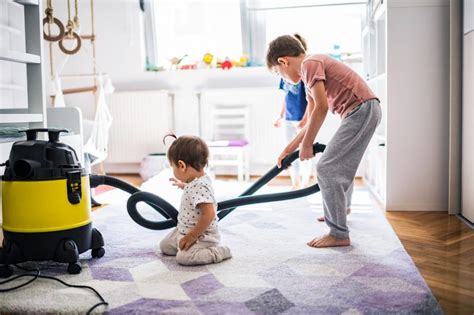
left=462, top=31, right=474, bottom=222
left=362, top=0, right=450, bottom=211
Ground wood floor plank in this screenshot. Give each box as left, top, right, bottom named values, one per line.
left=386, top=211, right=474, bottom=314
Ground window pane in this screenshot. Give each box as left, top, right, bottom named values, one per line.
left=265, top=5, right=364, bottom=55
left=153, top=0, right=242, bottom=68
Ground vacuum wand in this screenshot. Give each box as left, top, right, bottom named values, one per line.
left=91, top=143, right=326, bottom=230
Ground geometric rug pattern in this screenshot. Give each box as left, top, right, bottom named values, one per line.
left=0, top=179, right=443, bottom=314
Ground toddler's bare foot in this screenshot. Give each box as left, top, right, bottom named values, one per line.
left=307, top=234, right=351, bottom=248
left=317, top=208, right=351, bottom=222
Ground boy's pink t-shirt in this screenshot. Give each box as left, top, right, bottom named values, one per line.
left=301, top=54, right=378, bottom=118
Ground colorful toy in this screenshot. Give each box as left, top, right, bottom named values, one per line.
left=239, top=55, right=249, bottom=67
left=169, top=55, right=188, bottom=70
left=202, top=53, right=213, bottom=65
left=221, top=58, right=232, bottom=70
left=180, top=64, right=197, bottom=70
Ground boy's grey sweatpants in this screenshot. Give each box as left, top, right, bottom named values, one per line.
left=317, top=99, right=381, bottom=239
left=159, top=228, right=232, bottom=266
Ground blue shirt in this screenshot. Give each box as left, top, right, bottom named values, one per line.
left=279, top=79, right=307, bottom=121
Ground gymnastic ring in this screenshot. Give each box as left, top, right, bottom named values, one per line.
left=42, top=17, right=65, bottom=42
left=58, top=32, right=82, bottom=55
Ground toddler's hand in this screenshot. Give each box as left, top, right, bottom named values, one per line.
left=169, top=177, right=185, bottom=189
left=179, top=233, right=198, bottom=251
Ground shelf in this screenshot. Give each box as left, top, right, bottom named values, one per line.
left=0, top=24, right=22, bottom=35
left=0, top=114, right=43, bottom=124
left=0, top=51, right=40, bottom=64
left=13, top=0, right=39, bottom=5
left=0, top=84, right=25, bottom=91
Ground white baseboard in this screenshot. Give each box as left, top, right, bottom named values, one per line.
left=103, top=163, right=141, bottom=174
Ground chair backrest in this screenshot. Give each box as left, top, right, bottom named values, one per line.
left=211, top=104, right=249, bottom=141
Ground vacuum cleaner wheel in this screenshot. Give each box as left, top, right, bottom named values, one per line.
left=67, top=263, right=82, bottom=275
left=91, top=247, right=105, bottom=258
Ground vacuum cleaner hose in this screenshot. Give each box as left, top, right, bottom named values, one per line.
left=90, top=143, right=325, bottom=230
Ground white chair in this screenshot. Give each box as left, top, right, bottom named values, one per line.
left=207, top=104, right=250, bottom=181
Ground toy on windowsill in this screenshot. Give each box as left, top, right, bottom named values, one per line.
left=169, top=54, right=188, bottom=70
left=216, top=57, right=222, bottom=69
left=221, top=58, right=232, bottom=70
left=146, top=59, right=163, bottom=72
left=239, top=55, right=249, bottom=67
left=202, top=53, right=213, bottom=66
left=180, top=64, right=197, bottom=70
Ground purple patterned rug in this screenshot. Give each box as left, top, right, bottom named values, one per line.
left=0, top=181, right=442, bottom=314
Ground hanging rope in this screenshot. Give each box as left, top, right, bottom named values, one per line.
left=59, top=0, right=82, bottom=55
left=73, top=0, right=80, bottom=30
left=42, top=0, right=64, bottom=42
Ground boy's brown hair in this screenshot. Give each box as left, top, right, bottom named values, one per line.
left=266, top=34, right=306, bottom=69
left=163, top=134, right=209, bottom=170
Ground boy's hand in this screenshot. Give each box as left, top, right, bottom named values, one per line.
left=170, top=177, right=185, bottom=189
left=277, top=149, right=290, bottom=168
left=179, top=233, right=198, bottom=251
left=278, top=144, right=296, bottom=168
left=273, top=117, right=283, bottom=128
left=296, top=117, right=307, bottom=130
left=299, top=143, right=314, bottom=161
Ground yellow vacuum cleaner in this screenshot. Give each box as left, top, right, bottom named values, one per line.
left=0, top=128, right=104, bottom=277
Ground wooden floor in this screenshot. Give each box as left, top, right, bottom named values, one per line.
left=386, top=211, right=474, bottom=315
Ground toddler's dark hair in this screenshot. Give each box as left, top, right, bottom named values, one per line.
left=266, top=34, right=306, bottom=69
left=163, top=134, right=209, bottom=171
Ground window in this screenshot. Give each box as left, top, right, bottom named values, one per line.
left=264, top=5, right=364, bottom=55
left=147, top=0, right=243, bottom=69
left=143, top=0, right=365, bottom=71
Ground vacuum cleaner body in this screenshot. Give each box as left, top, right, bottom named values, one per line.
left=0, top=129, right=104, bottom=276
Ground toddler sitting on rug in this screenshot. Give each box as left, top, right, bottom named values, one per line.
left=159, top=134, right=232, bottom=266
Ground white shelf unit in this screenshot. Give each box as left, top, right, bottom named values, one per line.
left=0, top=0, right=46, bottom=225
left=0, top=0, right=46, bottom=128
left=0, top=50, right=40, bottom=63
left=362, top=0, right=450, bottom=212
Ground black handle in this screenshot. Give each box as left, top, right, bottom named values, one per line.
left=23, top=128, right=69, bottom=142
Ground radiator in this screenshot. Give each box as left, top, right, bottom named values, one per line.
left=105, top=90, right=171, bottom=173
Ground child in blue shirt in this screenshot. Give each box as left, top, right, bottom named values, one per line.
left=273, top=34, right=312, bottom=189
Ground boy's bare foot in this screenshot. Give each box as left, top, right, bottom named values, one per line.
left=307, top=234, right=351, bottom=248
left=317, top=208, right=351, bottom=222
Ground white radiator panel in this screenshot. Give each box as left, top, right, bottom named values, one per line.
left=105, top=90, right=171, bottom=169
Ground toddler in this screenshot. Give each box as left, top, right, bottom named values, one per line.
left=159, top=135, right=232, bottom=265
